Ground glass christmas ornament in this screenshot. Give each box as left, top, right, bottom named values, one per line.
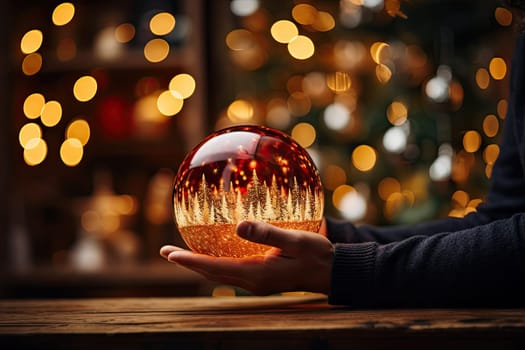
left=173, top=125, right=324, bottom=258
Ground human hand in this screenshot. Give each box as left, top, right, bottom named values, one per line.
left=160, top=220, right=334, bottom=295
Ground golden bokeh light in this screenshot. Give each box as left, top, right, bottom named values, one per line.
left=157, top=90, right=184, bottom=116
left=40, top=100, right=62, bottom=127
left=24, top=138, right=47, bottom=166
left=22, top=53, right=42, bottom=76
left=230, top=45, right=267, bottom=71
left=288, top=35, right=315, bottom=60
left=303, top=72, right=329, bottom=98
left=384, top=192, right=407, bottom=219
left=73, top=75, right=98, bottom=102
left=286, top=75, right=303, bottom=93
left=352, top=145, right=377, bottom=171
left=403, top=189, right=416, bottom=206
left=149, top=12, right=176, bottom=36
left=332, top=184, right=355, bottom=209
left=144, top=38, right=170, bottom=63
left=266, top=98, right=291, bottom=129
left=449, top=80, right=464, bottom=109
left=226, top=29, right=254, bottom=51
left=334, top=40, right=367, bottom=71
left=19, top=123, right=42, bottom=148
left=134, top=94, right=165, bottom=124
left=451, top=151, right=475, bottom=184
left=322, top=164, right=347, bottom=191
left=291, top=122, right=316, bottom=148
left=60, top=138, right=83, bottom=166
left=482, top=114, right=499, bottom=137
left=227, top=99, right=254, bottom=122
left=66, top=119, right=91, bottom=145
left=463, top=130, right=482, bottom=153
left=376, top=64, right=392, bottom=84
left=489, top=57, right=507, bottom=80
left=169, top=73, right=196, bottom=99
left=452, top=190, right=469, bottom=208
left=20, top=29, right=43, bottom=54
left=475, top=68, right=490, bottom=89
left=292, top=3, right=317, bottom=25
left=387, top=101, right=408, bottom=125
left=115, top=23, right=135, bottom=43
left=495, top=7, right=513, bottom=26
left=326, top=71, right=351, bottom=93
left=385, top=0, right=408, bottom=18
left=116, top=195, right=137, bottom=215
left=485, top=163, right=494, bottom=179
left=497, top=99, right=508, bottom=119
left=448, top=209, right=464, bottom=218
left=312, top=11, right=336, bottom=32
left=52, top=2, right=75, bottom=26
left=271, top=20, right=298, bottom=44
left=378, top=177, right=401, bottom=201
left=23, top=93, right=45, bottom=119
left=81, top=210, right=100, bottom=233
left=483, top=144, right=500, bottom=164
left=468, top=198, right=483, bottom=208
left=370, top=42, right=389, bottom=64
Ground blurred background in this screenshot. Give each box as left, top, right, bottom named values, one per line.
left=0, top=0, right=516, bottom=297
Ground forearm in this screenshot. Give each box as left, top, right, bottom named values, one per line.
left=329, top=213, right=525, bottom=307
left=325, top=210, right=492, bottom=244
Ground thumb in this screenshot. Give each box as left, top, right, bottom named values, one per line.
left=236, top=221, right=302, bottom=254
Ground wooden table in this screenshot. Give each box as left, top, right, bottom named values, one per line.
left=1, top=295, right=524, bottom=349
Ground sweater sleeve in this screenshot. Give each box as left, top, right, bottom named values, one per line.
left=328, top=32, right=525, bottom=307
left=329, top=213, right=525, bottom=307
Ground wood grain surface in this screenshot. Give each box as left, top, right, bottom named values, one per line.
left=1, top=295, right=524, bottom=349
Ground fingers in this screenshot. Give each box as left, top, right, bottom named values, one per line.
left=166, top=250, right=282, bottom=295
left=159, top=245, right=185, bottom=259
left=167, top=250, right=259, bottom=276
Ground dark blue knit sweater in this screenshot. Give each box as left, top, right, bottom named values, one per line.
left=327, top=32, right=525, bottom=307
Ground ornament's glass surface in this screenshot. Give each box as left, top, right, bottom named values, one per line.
left=173, top=125, right=324, bottom=257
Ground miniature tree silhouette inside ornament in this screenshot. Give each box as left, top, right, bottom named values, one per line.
left=173, top=125, right=324, bottom=258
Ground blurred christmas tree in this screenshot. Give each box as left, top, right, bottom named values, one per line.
left=208, top=0, right=514, bottom=226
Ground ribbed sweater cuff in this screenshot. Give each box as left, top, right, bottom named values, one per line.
left=328, top=242, right=377, bottom=306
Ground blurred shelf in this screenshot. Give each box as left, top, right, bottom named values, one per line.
left=0, top=262, right=215, bottom=299
left=2, top=0, right=208, bottom=281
